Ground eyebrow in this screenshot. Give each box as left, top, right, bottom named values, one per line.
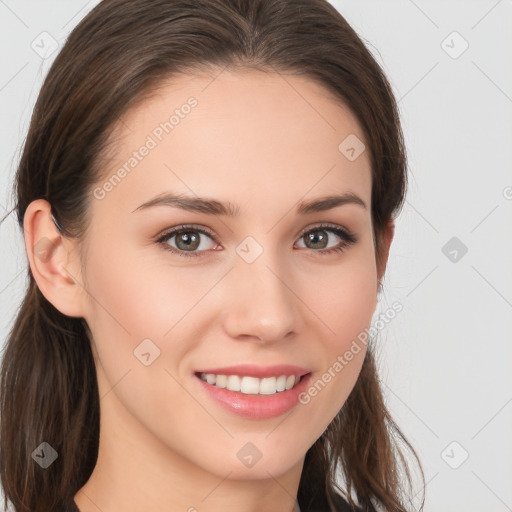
left=131, top=191, right=367, bottom=216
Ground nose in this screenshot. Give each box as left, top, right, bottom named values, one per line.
left=222, top=249, right=303, bottom=344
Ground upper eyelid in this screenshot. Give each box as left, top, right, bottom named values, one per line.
left=156, top=222, right=355, bottom=245
left=156, top=224, right=217, bottom=241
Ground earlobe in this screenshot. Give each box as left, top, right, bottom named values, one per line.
left=23, top=199, right=85, bottom=318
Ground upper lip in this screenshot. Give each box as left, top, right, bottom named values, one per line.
left=194, top=364, right=311, bottom=379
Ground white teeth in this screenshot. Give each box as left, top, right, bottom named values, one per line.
left=199, top=373, right=302, bottom=395
left=241, top=376, right=260, bottom=394
left=276, top=375, right=286, bottom=392
left=215, top=374, right=227, bottom=388
left=260, top=377, right=280, bottom=395
left=227, top=375, right=241, bottom=391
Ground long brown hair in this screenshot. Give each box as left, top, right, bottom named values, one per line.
left=1, top=1, right=425, bottom=510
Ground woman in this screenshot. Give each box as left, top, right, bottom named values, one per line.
left=0, top=0, right=425, bottom=511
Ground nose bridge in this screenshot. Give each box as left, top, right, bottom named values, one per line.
left=223, top=239, right=300, bottom=343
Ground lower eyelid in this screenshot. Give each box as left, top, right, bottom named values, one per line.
left=157, top=229, right=218, bottom=254
left=157, top=225, right=357, bottom=256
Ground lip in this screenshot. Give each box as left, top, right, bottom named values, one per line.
left=193, top=371, right=313, bottom=420
left=194, top=364, right=311, bottom=379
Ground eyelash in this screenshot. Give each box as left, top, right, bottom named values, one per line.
left=155, top=223, right=358, bottom=259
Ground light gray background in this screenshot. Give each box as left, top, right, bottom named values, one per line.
left=1, top=1, right=511, bottom=511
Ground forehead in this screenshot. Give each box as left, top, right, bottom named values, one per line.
left=93, top=69, right=372, bottom=217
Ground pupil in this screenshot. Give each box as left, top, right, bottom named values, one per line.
left=178, top=232, right=198, bottom=250
left=308, top=231, right=327, bottom=249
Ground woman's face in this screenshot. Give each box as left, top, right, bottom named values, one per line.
left=78, top=69, right=381, bottom=483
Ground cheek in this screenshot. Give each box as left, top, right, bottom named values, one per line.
left=81, top=240, right=219, bottom=404
left=83, top=241, right=202, bottom=341
left=295, top=247, right=377, bottom=431
left=302, top=241, right=378, bottom=353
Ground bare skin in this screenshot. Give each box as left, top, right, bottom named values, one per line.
left=24, top=68, right=393, bottom=512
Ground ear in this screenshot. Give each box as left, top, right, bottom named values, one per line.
left=376, top=218, right=395, bottom=293
left=23, top=199, right=86, bottom=317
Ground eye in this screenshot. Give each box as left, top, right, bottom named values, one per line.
left=295, top=223, right=357, bottom=256
left=156, top=224, right=219, bottom=258
left=155, top=223, right=357, bottom=258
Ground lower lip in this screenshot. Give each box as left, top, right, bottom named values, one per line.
left=194, top=372, right=313, bottom=420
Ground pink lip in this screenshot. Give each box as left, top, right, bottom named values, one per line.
left=193, top=371, right=314, bottom=420
left=194, top=364, right=310, bottom=379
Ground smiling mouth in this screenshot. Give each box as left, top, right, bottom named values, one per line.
left=194, top=371, right=311, bottom=395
